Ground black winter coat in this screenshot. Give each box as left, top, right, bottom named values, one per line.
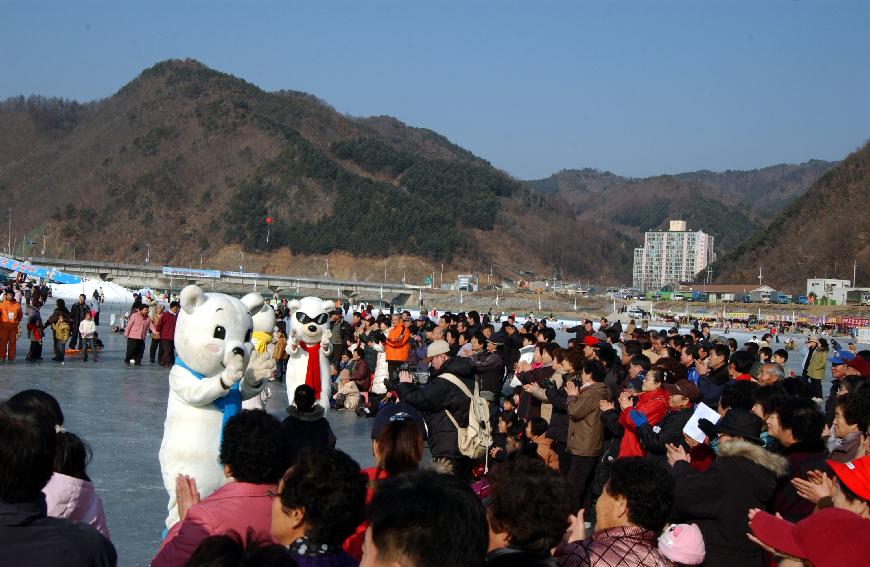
left=565, top=324, right=591, bottom=341
left=591, top=408, right=624, bottom=498
left=772, top=440, right=831, bottom=522
left=282, top=405, right=337, bottom=466
left=517, top=365, right=555, bottom=419
left=474, top=350, right=505, bottom=397
left=502, top=332, right=522, bottom=371
left=635, top=406, right=694, bottom=469
left=544, top=380, right=569, bottom=444
left=698, top=364, right=729, bottom=408
left=0, top=497, right=117, bottom=567
left=672, top=440, right=788, bottom=567
left=398, top=356, right=478, bottom=459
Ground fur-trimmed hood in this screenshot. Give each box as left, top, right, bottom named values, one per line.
left=285, top=404, right=326, bottom=421
left=718, top=439, right=789, bottom=477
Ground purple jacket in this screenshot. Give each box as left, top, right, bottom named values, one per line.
left=152, top=481, right=276, bottom=567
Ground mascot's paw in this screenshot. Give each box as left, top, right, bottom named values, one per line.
left=245, top=350, right=275, bottom=384
left=222, top=351, right=246, bottom=384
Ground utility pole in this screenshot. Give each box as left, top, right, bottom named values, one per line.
left=757, top=266, right=763, bottom=288
left=854, top=261, right=858, bottom=287
left=6, top=208, right=10, bottom=254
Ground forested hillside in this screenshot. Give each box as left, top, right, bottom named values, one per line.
left=711, top=141, right=870, bottom=291
left=0, top=59, right=632, bottom=281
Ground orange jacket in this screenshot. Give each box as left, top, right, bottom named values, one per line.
left=384, top=324, right=410, bottom=362
left=0, top=300, right=22, bottom=327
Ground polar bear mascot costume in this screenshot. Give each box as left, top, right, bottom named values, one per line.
left=285, top=296, right=334, bottom=413
left=241, top=302, right=277, bottom=411
left=158, top=285, right=275, bottom=530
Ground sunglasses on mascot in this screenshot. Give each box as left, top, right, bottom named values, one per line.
left=296, top=312, right=329, bottom=325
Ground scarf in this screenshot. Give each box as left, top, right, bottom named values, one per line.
left=174, top=357, right=241, bottom=439
left=300, top=342, right=323, bottom=399
left=252, top=331, right=272, bottom=353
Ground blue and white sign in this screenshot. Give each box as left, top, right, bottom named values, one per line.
left=0, top=256, right=82, bottom=284
left=162, top=266, right=222, bottom=279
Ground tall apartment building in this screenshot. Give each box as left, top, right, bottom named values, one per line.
left=632, top=220, right=716, bottom=291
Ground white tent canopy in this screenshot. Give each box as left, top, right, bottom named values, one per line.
left=50, top=279, right=136, bottom=303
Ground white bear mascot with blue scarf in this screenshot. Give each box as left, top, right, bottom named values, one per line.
left=158, top=285, right=275, bottom=530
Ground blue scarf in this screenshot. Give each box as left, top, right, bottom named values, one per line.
left=173, top=356, right=241, bottom=436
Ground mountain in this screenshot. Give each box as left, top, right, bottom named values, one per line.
left=525, top=160, right=836, bottom=252
left=0, top=59, right=633, bottom=282
left=710, top=141, right=870, bottom=292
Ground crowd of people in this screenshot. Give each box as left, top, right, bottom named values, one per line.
left=0, top=282, right=106, bottom=364
left=3, top=295, right=870, bottom=566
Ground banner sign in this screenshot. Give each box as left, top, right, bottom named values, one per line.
left=162, top=266, right=221, bottom=279
left=221, top=271, right=260, bottom=278
left=0, top=256, right=82, bottom=284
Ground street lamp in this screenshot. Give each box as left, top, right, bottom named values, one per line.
left=145, top=243, right=150, bottom=264
left=239, top=250, right=245, bottom=273
left=324, top=257, right=329, bottom=277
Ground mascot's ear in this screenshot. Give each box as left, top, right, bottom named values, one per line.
left=322, top=300, right=335, bottom=314
left=288, top=299, right=301, bottom=313
left=180, top=285, right=206, bottom=315
left=240, top=292, right=264, bottom=315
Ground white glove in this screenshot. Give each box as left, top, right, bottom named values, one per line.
left=287, top=327, right=299, bottom=354
left=245, top=350, right=275, bottom=385
left=320, top=327, right=332, bottom=346
left=221, top=350, right=245, bottom=384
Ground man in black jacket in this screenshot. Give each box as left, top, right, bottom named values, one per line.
left=474, top=332, right=506, bottom=415
left=398, top=339, right=478, bottom=479
left=0, top=402, right=117, bottom=566
left=698, top=343, right=730, bottom=408
left=67, top=293, right=89, bottom=350
left=565, top=319, right=593, bottom=342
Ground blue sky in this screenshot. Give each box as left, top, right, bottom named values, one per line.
left=2, top=1, right=868, bottom=178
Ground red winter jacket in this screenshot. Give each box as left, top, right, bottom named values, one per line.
left=617, top=388, right=670, bottom=458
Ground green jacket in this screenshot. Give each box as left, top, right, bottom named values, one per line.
left=807, top=349, right=827, bottom=380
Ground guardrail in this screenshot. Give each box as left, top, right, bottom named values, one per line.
left=13, top=255, right=424, bottom=294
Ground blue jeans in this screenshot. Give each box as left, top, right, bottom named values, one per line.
left=82, top=337, right=97, bottom=361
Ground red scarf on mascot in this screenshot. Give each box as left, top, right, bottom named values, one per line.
left=300, top=342, right=322, bottom=399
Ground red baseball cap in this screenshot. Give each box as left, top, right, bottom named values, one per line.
left=846, top=355, right=870, bottom=377
left=750, top=508, right=870, bottom=566
left=828, top=456, right=870, bottom=500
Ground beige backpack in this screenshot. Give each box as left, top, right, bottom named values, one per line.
left=440, top=373, right=493, bottom=460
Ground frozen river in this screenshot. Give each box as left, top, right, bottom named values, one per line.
left=0, top=329, right=376, bottom=566
left=0, top=321, right=863, bottom=565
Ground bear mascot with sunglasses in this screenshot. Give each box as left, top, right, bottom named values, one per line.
left=286, top=296, right=335, bottom=413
